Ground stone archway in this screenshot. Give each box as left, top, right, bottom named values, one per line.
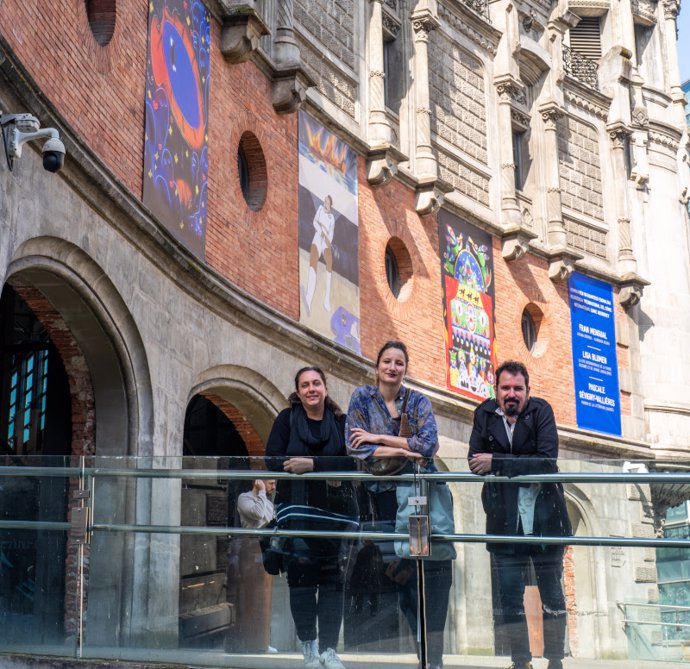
left=178, top=368, right=286, bottom=652
left=4, top=236, right=155, bottom=648
left=6, top=236, right=154, bottom=456
left=563, top=485, right=605, bottom=660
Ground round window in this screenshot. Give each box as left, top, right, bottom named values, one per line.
left=384, top=238, right=413, bottom=301
left=237, top=132, right=267, bottom=211
left=85, top=0, right=117, bottom=47
left=521, top=304, right=547, bottom=357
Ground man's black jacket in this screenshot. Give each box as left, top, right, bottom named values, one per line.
left=468, top=396, right=572, bottom=550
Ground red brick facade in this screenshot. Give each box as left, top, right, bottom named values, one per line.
left=0, top=1, right=630, bottom=429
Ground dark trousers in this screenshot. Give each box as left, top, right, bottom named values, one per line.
left=286, top=541, right=344, bottom=650
left=397, top=558, right=453, bottom=667
left=494, top=546, right=567, bottom=662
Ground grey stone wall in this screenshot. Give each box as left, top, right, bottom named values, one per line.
left=429, top=31, right=488, bottom=165
left=297, top=35, right=357, bottom=118
left=564, top=216, right=608, bottom=259
left=557, top=115, right=604, bottom=222
left=438, top=149, right=490, bottom=207
left=295, top=0, right=356, bottom=71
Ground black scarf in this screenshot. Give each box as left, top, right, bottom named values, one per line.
left=289, top=403, right=342, bottom=455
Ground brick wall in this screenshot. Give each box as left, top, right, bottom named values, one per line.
left=203, top=393, right=265, bottom=458
left=357, top=168, right=447, bottom=388
left=492, top=242, right=577, bottom=426
left=204, top=35, right=300, bottom=318
left=564, top=545, right=578, bottom=656
left=0, top=1, right=148, bottom=196
left=12, top=285, right=96, bottom=457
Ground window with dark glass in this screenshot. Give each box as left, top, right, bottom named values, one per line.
left=521, top=308, right=537, bottom=354
left=385, top=245, right=401, bottom=298
left=513, top=129, right=527, bottom=191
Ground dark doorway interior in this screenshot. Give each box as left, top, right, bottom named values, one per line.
left=180, top=394, right=255, bottom=650
left=0, top=284, right=71, bottom=644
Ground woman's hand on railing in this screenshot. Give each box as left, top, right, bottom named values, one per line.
left=283, top=457, right=314, bottom=474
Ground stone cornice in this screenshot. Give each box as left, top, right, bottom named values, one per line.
left=647, top=120, right=683, bottom=150
left=437, top=0, right=502, bottom=55
left=563, top=81, right=612, bottom=121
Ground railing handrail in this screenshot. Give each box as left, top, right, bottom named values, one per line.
left=2, top=463, right=690, bottom=484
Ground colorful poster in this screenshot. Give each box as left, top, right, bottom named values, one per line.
left=569, top=272, right=621, bottom=436
left=143, top=0, right=210, bottom=259
left=298, top=112, right=360, bottom=353
left=438, top=210, right=496, bottom=400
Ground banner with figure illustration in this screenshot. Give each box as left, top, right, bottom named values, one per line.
left=438, top=209, right=496, bottom=400
left=143, top=0, right=210, bottom=259
left=298, top=112, right=360, bottom=353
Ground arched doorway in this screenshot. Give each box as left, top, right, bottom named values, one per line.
left=179, top=392, right=273, bottom=652
left=3, top=237, right=154, bottom=649
left=0, top=284, right=73, bottom=644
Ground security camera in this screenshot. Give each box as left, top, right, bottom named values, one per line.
left=0, top=112, right=66, bottom=173
left=41, top=136, right=66, bottom=173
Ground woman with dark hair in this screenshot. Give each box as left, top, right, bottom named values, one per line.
left=346, top=340, right=453, bottom=669
left=266, top=366, right=356, bottom=669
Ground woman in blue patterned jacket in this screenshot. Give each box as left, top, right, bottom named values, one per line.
left=346, top=340, right=452, bottom=669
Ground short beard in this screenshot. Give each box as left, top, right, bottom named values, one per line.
left=504, top=404, right=519, bottom=417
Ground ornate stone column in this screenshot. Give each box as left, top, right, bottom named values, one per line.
left=270, top=0, right=314, bottom=114
left=275, top=0, right=300, bottom=67
left=662, top=0, right=686, bottom=125
left=608, top=123, right=649, bottom=307
left=539, top=103, right=566, bottom=248
left=538, top=102, right=581, bottom=280
left=495, top=77, right=523, bottom=230
left=608, top=125, right=636, bottom=272
left=368, top=0, right=391, bottom=146
left=411, top=3, right=439, bottom=180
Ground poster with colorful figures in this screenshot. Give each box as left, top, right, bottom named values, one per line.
left=298, top=111, right=361, bottom=354
left=143, top=0, right=210, bottom=259
left=438, top=209, right=496, bottom=400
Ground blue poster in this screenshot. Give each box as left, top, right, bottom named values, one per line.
left=569, top=272, right=621, bottom=436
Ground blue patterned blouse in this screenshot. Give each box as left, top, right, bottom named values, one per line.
left=345, top=384, right=439, bottom=460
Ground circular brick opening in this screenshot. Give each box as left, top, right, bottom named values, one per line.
left=521, top=303, right=548, bottom=357
left=85, top=0, right=117, bottom=47
left=385, top=238, right=413, bottom=301
left=238, top=132, right=268, bottom=211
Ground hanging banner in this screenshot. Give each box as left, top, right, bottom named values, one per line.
left=438, top=210, right=496, bottom=400
left=298, top=111, right=360, bottom=354
left=143, top=0, right=210, bottom=259
left=569, top=272, right=621, bottom=436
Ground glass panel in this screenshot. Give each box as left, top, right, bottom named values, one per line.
left=78, top=456, right=424, bottom=667
left=0, top=455, right=78, bottom=657
left=2, top=455, right=689, bottom=667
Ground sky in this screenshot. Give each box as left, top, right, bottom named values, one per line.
left=679, top=6, right=690, bottom=83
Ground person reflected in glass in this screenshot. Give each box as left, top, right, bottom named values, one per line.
left=266, top=367, right=356, bottom=669
left=346, top=340, right=452, bottom=669
left=469, top=360, right=572, bottom=669
left=233, top=479, right=277, bottom=653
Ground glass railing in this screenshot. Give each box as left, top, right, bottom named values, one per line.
left=1, top=455, right=689, bottom=667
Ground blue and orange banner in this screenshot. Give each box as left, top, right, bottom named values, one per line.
left=143, top=0, right=210, bottom=259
